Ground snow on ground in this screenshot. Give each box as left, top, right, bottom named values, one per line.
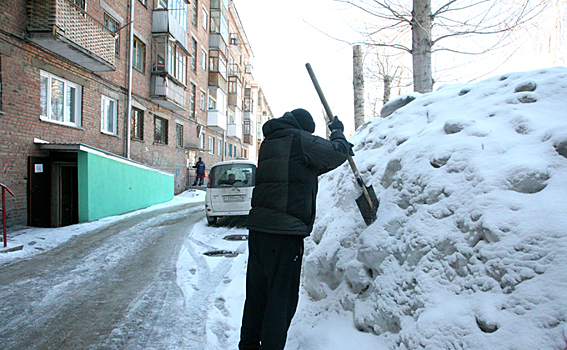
left=303, top=67, right=567, bottom=349
left=0, top=190, right=206, bottom=264
left=3, top=67, right=567, bottom=349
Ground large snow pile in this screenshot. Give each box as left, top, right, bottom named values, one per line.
left=302, top=67, right=567, bottom=349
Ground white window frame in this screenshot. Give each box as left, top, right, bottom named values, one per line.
left=40, top=70, right=82, bottom=128
left=200, top=89, right=207, bottom=111
left=200, top=132, right=205, bottom=149
left=209, top=136, right=214, bottom=154
left=217, top=139, right=222, bottom=156
left=202, top=7, right=208, bottom=30
left=201, top=47, right=207, bottom=70
left=101, top=94, right=118, bottom=135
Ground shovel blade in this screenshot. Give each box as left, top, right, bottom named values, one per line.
left=356, top=185, right=379, bottom=226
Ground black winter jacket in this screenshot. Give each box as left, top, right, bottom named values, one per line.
left=247, top=112, right=351, bottom=236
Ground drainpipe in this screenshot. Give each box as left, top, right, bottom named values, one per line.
left=125, top=0, right=135, bottom=159
left=222, top=131, right=226, bottom=162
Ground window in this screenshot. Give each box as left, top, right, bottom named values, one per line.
left=73, top=0, right=85, bottom=10
left=189, top=83, right=196, bottom=118
left=171, top=0, right=188, bottom=32
left=217, top=139, right=222, bottom=156
left=154, top=116, right=168, bottom=144
left=192, top=1, right=198, bottom=27
left=133, top=37, right=145, bottom=72
left=200, top=132, right=205, bottom=149
left=168, top=41, right=187, bottom=84
left=101, top=95, right=118, bottom=135
left=191, top=38, right=197, bottom=72
left=209, top=136, right=214, bottom=154
left=208, top=95, right=216, bottom=110
left=157, top=0, right=166, bottom=9
left=200, top=90, right=206, bottom=111
left=40, top=70, right=82, bottom=127
left=201, top=48, right=207, bottom=70
left=228, top=142, right=233, bottom=157
left=209, top=50, right=227, bottom=78
left=131, top=107, right=143, bottom=140
left=104, top=13, right=120, bottom=56
left=202, top=7, right=208, bottom=31
left=176, top=123, right=183, bottom=148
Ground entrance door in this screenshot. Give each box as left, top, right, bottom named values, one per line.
left=52, top=163, right=78, bottom=227
left=28, top=157, right=51, bottom=227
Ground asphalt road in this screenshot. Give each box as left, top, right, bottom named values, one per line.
left=0, top=201, right=206, bottom=350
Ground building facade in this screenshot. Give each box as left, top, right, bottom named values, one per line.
left=0, top=0, right=272, bottom=229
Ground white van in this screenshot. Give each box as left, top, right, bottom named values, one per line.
left=205, top=160, right=256, bottom=225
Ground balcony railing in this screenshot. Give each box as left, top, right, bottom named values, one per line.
left=228, top=92, right=242, bottom=107
left=229, top=33, right=242, bottom=55
left=227, top=123, right=242, bottom=140
left=152, top=10, right=189, bottom=53
left=209, top=71, right=228, bottom=92
left=207, top=110, right=227, bottom=132
left=27, top=0, right=115, bottom=71
left=150, top=75, right=186, bottom=110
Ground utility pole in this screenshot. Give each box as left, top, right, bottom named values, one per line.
left=353, top=45, right=365, bottom=130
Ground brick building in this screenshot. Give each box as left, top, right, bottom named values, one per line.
left=0, top=0, right=272, bottom=229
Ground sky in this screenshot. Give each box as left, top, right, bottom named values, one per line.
left=233, top=0, right=362, bottom=136
left=3, top=66, right=567, bottom=349
left=232, top=0, right=566, bottom=137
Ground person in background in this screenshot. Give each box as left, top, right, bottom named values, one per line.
left=239, top=108, right=352, bottom=350
left=192, top=157, right=206, bottom=186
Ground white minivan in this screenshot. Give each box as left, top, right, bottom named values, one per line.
left=205, top=160, right=256, bottom=225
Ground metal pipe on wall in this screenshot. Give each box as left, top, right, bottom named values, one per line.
left=125, top=0, right=135, bottom=159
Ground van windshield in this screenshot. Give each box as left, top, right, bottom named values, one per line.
left=210, top=163, right=255, bottom=188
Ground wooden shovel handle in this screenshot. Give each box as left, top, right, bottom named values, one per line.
left=305, top=63, right=376, bottom=211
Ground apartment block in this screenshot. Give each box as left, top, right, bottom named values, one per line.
left=0, top=0, right=272, bottom=229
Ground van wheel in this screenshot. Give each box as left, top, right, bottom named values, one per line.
left=207, top=215, right=217, bottom=225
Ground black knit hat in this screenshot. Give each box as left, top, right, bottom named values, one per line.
left=291, top=108, right=315, bottom=133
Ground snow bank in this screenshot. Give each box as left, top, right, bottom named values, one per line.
left=302, top=67, right=567, bottom=349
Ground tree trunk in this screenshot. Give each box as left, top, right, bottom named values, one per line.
left=383, top=75, right=392, bottom=104
left=353, top=45, right=365, bottom=130
left=411, top=0, right=433, bottom=93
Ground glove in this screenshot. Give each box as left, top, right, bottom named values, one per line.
left=348, top=142, right=355, bottom=156
left=327, top=116, right=344, bottom=132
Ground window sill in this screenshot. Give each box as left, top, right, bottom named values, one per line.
left=101, top=130, right=119, bottom=138
left=39, top=116, right=84, bottom=130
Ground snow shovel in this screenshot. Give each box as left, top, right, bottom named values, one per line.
left=305, top=63, right=379, bottom=225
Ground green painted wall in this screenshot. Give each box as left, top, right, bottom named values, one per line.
left=77, top=151, right=174, bottom=222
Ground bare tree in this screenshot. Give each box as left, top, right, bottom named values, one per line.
left=336, top=0, right=549, bottom=93
left=366, top=45, right=412, bottom=117
left=353, top=45, right=365, bottom=129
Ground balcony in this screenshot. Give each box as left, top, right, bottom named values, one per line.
left=227, top=109, right=242, bottom=139
left=152, top=10, right=189, bottom=53
left=227, top=123, right=242, bottom=140
left=209, top=34, right=228, bottom=58
left=243, top=120, right=252, bottom=145
left=229, top=34, right=242, bottom=55
left=245, top=64, right=253, bottom=75
left=207, top=110, right=227, bottom=132
left=26, top=0, right=115, bottom=71
left=150, top=75, right=186, bottom=110
left=209, top=71, right=228, bottom=92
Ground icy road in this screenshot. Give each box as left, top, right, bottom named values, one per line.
left=0, top=200, right=248, bottom=349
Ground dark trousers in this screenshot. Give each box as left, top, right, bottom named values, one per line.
left=239, top=231, right=304, bottom=350
left=193, top=174, right=204, bottom=185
